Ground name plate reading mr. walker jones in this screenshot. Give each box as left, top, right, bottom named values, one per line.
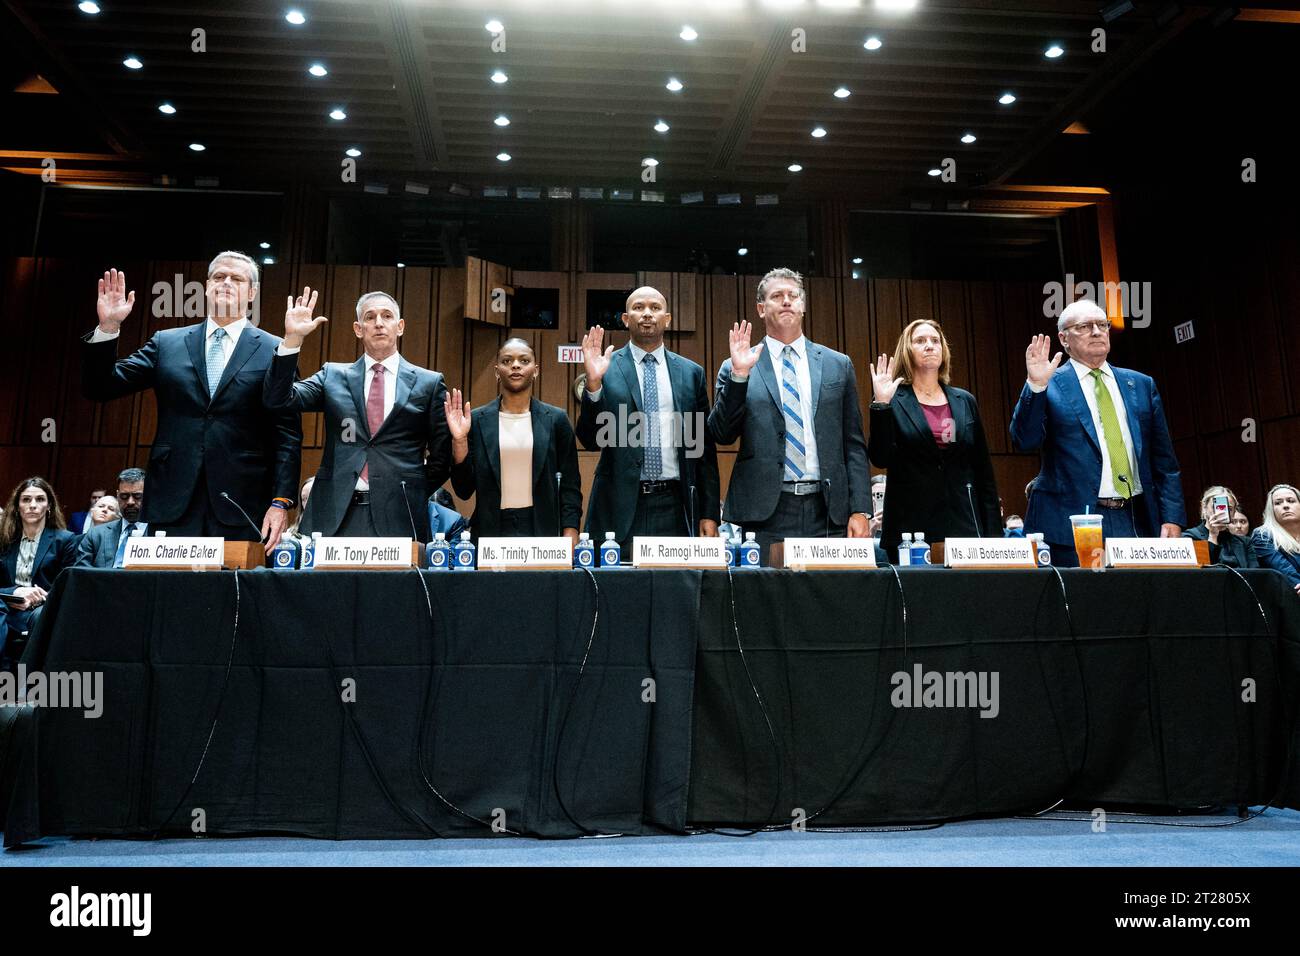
left=312, top=537, right=420, bottom=569
left=782, top=538, right=878, bottom=570
left=632, top=537, right=727, bottom=569
left=943, top=538, right=1038, bottom=569
left=478, top=537, right=573, bottom=570
left=122, top=536, right=225, bottom=569
left=1104, top=537, right=1200, bottom=568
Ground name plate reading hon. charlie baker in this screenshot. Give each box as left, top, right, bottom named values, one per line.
left=632, top=537, right=727, bottom=569
left=122, top=536, right=225, bottom=569
left=782, top=538, right=877, bottom=570
left=477, top=537, right=573, bottom=570
left=943, top=538, right=1037, bottom=569
left=312, top=537, right=419, bottom=569
left=1104, top=537, right=1199, bottom=568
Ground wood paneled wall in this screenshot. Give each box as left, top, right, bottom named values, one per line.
left=0, top=257, right=1051, bottom=523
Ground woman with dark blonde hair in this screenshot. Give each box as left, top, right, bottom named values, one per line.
left=1252, top=483, right=1300, bottom=592
left=1182, top=485, right=1257, bottom=569
left=1, top=477, right=79, bottom=670
left=867, top=319, right=1000, bottom=555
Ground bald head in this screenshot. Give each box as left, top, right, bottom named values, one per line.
left=622, top=287, right=671, bottom=349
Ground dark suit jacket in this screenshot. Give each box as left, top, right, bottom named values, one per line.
left=75, top=517, right=145, bottom=568
left=868, top=384, right=1001, bottom=553
left=1009, top=363, right=1186, bottom=545
left=575, top=345, right=720, bottom=540
left=451, top=398, right=582, bottom=539
left=82, top=322, right=302, bottom=526
left=1, top=528, right=79, bottom=595
left=709, top=340, right=870, bottom=525
left=1184, top=523, right=1259, bottom=569
left=264, top=351, right=451, bottom=542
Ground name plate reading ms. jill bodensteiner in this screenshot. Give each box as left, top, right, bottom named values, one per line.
left=1104, top=537, right=1200, bottom=568
left=632, top=537, right=727, bottom=569
left=122, top=536, right=225, bottom=569
left=477, top=537, right=573, bottom=570
left=311, top=537, right=420, bottom=569
left=943, top=538, right=1038, bottom=569
left=782, top=538, right=878, bottom=570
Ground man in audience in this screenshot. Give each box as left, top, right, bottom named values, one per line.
left=75, top=468, right=146, bottom=568
left=69, top=487, right=108, bottom=534
left=429, top=485, right=469, bottom=540
left=1004, top=515, right=1025, bottom=537
left=87, top=495, right=120, bottom=527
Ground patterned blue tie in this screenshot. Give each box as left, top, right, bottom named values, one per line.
left=206, top=327, right=227, bottom=397
left=781, top=345, right=806, bottom=480
left=113, top=522, right=136, bottom=568
left=642, top=353, right=662, bottom=480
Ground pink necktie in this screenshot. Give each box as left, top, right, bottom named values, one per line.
left=360, top=364, right=385, bottom=482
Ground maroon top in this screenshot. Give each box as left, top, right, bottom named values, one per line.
left=920, top=402, right=953, bottom=445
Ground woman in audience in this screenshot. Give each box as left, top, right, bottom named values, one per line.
left=1, top=478, right=79, bottom=670
left=1230, top=509, right=1251, bottom=539
left=88, top=494, right=121, bottom=527
left=1252, top=483, right=1300, bottom=591
left=1183, top=485, right=1258, bottom=568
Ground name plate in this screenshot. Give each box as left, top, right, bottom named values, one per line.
left=478, top=537, right=573, bottom=570
left=122, top=536, right=225, bottom=569
left=944, top=538, right=1037, bottom=569
left=1104, top=537, right=1199, bottom=568
left=632, top=536, right=726, bottom=569
left=783, top=538, right=877, bottom=570
left=312, top=537, right=420, bottom=569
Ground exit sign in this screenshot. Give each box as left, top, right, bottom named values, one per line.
left=1174, top=320, right=1195, bottom=344
left=558, top=345, right=583, bottom=363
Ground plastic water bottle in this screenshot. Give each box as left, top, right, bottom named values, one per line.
left=301, top=531, right=321, bottom=570
left=724, top=537, right=737, bottom=567
left=911, top=532, right=931, bottom=565
left=600, top=531, right=621, bottom=568
left=426, top=532, right=451, bottom=571
left=898, top=532, right=913, bottom=566
left=573, top=532, right=595, bottom=569
left=452, top=530, right=476, bottom=571
left=270, top=535, right=300, bottom=570
left=1030, top=533, right=1052, bottom=567
left=739, top=532, right=761, bottom=568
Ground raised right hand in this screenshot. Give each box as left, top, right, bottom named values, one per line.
left=728, top=321, right=764, bottom=376
left=283, top=286, right=328, bottom=347
left=582, top=325, right=614, bottom=390
left=96, top=268, right=135, bottom=333
left=444, top=388, right=472, bottom=442
left=870, top=353, right=904, bottom=404
left=1026, top=333, right=1063, bottom=389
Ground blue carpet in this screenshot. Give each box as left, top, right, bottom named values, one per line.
left=5, top=809, right=1299, bottom=866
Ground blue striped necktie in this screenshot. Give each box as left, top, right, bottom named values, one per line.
left=206, top=327, right=227, bottom=397
left=642, top=353, right=662, bottom=480
left=781, top=345, right=806, bottom=480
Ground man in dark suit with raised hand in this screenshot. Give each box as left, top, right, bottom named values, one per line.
left=709, top=267, right=872, bottom=563
left=263, top=288, right=450, bottom=541
left=82, top=255, right=302, bottom=552
left=576, top=286, right=720, bottom=558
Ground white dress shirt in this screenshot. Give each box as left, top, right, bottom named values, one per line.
left=1069, top=359, right=1142, bottom=499
left=765, top=334, right=820, bottom=481
left=356, top=351, right=401, bottom=490
left=585, top=344, right=680, bottom=481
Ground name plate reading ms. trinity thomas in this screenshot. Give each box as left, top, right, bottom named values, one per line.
left=122, top=536, right=225, bottom=569
left=477, top=537, right=573, bottom=570
left=632, top=537, right=727, bottom=569
left=1104, top=537, right=1200, bottom=568
left=311, top=537, right=420, bottom=569
left=943, top=538, right=1037, bottom=569
left=782, top=538, right=878, bottom=570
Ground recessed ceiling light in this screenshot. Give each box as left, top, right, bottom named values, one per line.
left=78, top=1, right=100, bottom=13
left=285, top=9, right=306, bottom=25
left=680, top=25, right=698, bottom=41
left=999, top=92, right=1017, bottom=105
left=497, top=152, right=512, bottom=162
left=833, top=86, right=851, bottom=98
left=960, top=132, right=976, bottom=144
left=852, top=257, right=863, bottom=264
left=1045, top=44, right=1064, bottom=59
left=811, top=126, right=827, bottom=138
left=642, top=157, right=659, bottom=167
left=654, top=120, right=670, bottom=133
left=157, top=102, right=176, bottom=114
left=485, top=19, right=504, bottom=33
left=494, top=114, right=510, bottom=126
left=259, top=242, right=271, bottom=250
left=666, top=77, right=684, bottom=92
left=263, top=257, right=275, bottom=265
left=188, top=143, right=206, bottom=152
left=863, top=36, right=883, bottom=51
left=397, top=262, right=406, bottom=268
left=737, top=247, right=749, bottom=256
left=308, top=63, right=328, bottom=77
left=788, top=163, right=803, bottom=172
left=345, top=147, right=361, bottom=157
left=329, top=108, right=347, bottom=121
left=123, top=56, right=143, bottom=70
left=927, top=167, right=942, bottom=176
left=491, top=70, right=508, bottom=84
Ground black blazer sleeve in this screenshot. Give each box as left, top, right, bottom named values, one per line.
left=574, top=387, right=606, bottom=451
left=867, top=401, right=896, bottom=469
left=82, top=331, right=158, bottom=402
left=967, top=395, right=1003, bottom=537
left=708, top=359, right=749, bottom=446
left=263, top=350, right=326, bottom=411
left=696, top=367, right=722, bottom=524
left=425, top=374, right=452, bottom=491
left=449, top=418, right=478, bottom=501
left=555, top=411, right=583, bottom=530
left=842, top=360, right=872, bottom=516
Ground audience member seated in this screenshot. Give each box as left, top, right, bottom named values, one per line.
left=870, top=474, right=886, bottom=541
left=88, top=495, right=121, bottom=527
left=1183, top=485, right=1258, bottom=569
left=75, top=468, right=146, bottom=569
left=287, top=477, right=315, bottom=540
left=1004, top=514, right=1025, bottom=537
left=1, top=478, right=79, bottom=671
left=428, top=486, right=469, bottom=540
left=68, top=486, right=108, bottom=535
left=1230, top=509, right=1250, bottom=539
left=1251, top=483, right=1300, bottom=592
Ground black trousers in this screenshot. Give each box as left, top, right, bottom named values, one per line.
left=498, top=507, right=537, bottom=537
left=337, top=499, right=377, bottom=536
left=622, top=486, right=689, bottom=560
left=151, top=468, right=260, bottom=541
left=743, top=491, right=846, bottom=567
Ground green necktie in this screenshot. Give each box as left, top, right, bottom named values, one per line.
left=1089, top=368, right=1132, bottom=498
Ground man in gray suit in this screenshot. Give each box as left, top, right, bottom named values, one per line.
left=263, top=288, right=451, bottom=541
left=709, top=268, right=872, bottom=563
left=75, top=467, right=147, bottom=568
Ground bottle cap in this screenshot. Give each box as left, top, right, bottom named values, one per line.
left=606, top=531, right=616, bottom=540
left=902, top=532, right=912, bottom=541
left=460, top=531, right=471, bottom=540
left=915, top=532, right=926, bottom=541
left=579, top=532, right=589, bottom=540
left=745, top=531, right=756, bottom=541
left=435, top=532, right=445, bottom=540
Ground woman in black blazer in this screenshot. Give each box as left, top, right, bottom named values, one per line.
left=1, top=477, right=79, bottom=669
left=867, top=319, right=1001, bottom=555
left=444, top=338, right=582, bottom=543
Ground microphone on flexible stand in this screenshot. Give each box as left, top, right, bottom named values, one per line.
left=221, top=491, right=268, bottom=543
left=822, top=478, right=832, bottom=537
left=399, top=479, right=420, bottom=541
left=1118, top=474, right=1137, bottom=536
left=555, top=471, right=563, bottom=538
left=965, top=482, right=983, bottom=537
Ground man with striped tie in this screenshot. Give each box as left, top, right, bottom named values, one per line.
left=709, top=268, right=872, bottom=564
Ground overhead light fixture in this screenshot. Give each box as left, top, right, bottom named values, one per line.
left=1045, top=44, right=1064, bottom=58
left=491, top=70, right=508, bottom=84
left=259, top=242, right=271, bottom=250
left=852, top=257, right=863, bottom=264
left=494, top=114, right=510, bottom=126
left=811, top=126, right=827, bottom=138
left=484, top=186, right=509, bottom=198
left=345, top=147, right=361, bottom=157
left=833, top=86, right=851, bottom=98
left=406, top=182, right=431, bottom=195
left=654, top=120, right=670, bottom=133
left=448, top=183, right=470, bottom=197
left=737, top=247, right=749, bottom=256
left=497, top=152, right=512, bottom=162
left=263, top=257, right=275, bottom=265
left=927, top=167, right=942, bottom=176
left=579, top=187, right=603, bottom=200
left=960, top=132, right=976, bottom=144
left=756, top=194, right=778, bottom=206
left=285, top=9, right=306, bottom=25
left=680, top=25, right=698, bottom=41
left=329, top=108, right=347, bottom=120
left=681, top=191, right=703, bottom=204
left=666, top=77, right=684, bottom=92
left=397, top=262, right=406, bottom=268
left=863, top=36, right=883, bottom=50
left=998, top=92, right=1017, bottom=105
left=308, top=63, right=328, bottom=77
left=549, top=187, right=573, bottom=199
left=642, top=190, right=665, bottom=202
left=718, top=193, right=741, bottom=205
left=78, top=1, right=100, bottom=13
left=788, top=163, right=803, bottom=172
left=1100, top=0, right=1136, bottom=23
left=123, top=56, right=143, bottom=70
left=158, top=102, right=177, bottom=114
left=485, top=19, right=504, bottom=33
left=188, top=142, right=205, bottom=151
left=642, top=157, right=659, bottom=167
left=363, top=183, right=388, bottom=195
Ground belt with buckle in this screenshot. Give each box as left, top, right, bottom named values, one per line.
left=782, top=480, right=822, bottom=496
left=640, top=479, right=680, bottom=495
left=351, top=490, right=370, bottom=505
left=1095, top=496, right=1130, bottom=510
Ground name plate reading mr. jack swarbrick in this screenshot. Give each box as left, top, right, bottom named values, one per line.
left=1104, top=537, right=1199, bottom=568
left=632, top=536, right=727, bottom=569
left=782, top=538, right=878, bottom=570
left=478, top=537, right=573, bottom=570
left=312, top=537, right=419, bottom=569
left=943, top=538, right=1038, bottom=569
left=122, top=536, right=224, bottom=569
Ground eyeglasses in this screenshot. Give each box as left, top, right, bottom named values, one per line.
left=208, top=271, right=251, bottom=285
left=1065, top=320, right=1110, bottom=335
